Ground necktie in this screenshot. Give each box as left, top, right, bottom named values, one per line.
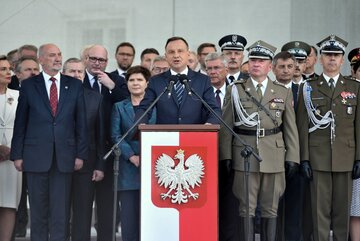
left=175, top=80, right=184, bottom=105
left=92, top=76, right=100, bottom=93
left=49, top=77, right=58, bottom=116
left=256, top=83, right=263, bottom=100
left=229, top=75, right=235, bottom=83
left=215, top=89, right=221, bottom=107
left=329, top=78, right=335, bottom=93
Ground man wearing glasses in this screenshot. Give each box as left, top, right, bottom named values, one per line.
left=83, top=44, right=128, bottom=241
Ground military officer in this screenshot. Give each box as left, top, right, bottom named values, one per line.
left=297, top=35, right=360, bottom=241
left=219, top=40, right=300, bottom=241
left=218, top=34, right=249, bottom=84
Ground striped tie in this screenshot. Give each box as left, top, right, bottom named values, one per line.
left=175, top=80, right=184, bottom=105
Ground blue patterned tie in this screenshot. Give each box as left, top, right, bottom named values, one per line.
left=175, top=80, right=184, bottom=105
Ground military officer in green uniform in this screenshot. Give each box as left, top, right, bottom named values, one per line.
left=297, top=35, right=360, bottom=241
left=219, top=40, right=300, bottom=241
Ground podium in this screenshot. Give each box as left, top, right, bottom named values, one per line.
left=139, top=124, right=219, bottom=241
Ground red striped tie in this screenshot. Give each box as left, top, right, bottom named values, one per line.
left=49, top=77, right=58, bottom=116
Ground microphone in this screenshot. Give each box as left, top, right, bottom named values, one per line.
left=178, top=74, right=192, bottom=95
left=167, top=75, right=177, bottom=98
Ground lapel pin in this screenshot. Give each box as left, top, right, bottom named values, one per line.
left=340, top=80, right=344, bottom=84
left=319, top=81, right=323, bottom=85
left=65, top=86, right=68, bottom=89
left=271, top=89, right=274, bottom=93
left=246, top=87, right=251, bottom=92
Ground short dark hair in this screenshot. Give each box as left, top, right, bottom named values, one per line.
left=165, top=37, right=189, bottom=49
left=115, top=42, right=136, bottom=55
left=272, top=51, right=296, bottom=66
left=0, top=55, right=7, bottom=61
left=125, top=65, right=151, bottom=82
left=140, top=48, right=159, bottom=60
left=15, top=56, right=39, bottom=73
left=197, top=43, right=216, bottom=55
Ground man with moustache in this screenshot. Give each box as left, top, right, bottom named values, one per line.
left=297, top=35, right=360, bottom=241
left=281, top=41, right=311, bottom=85
left=83, top=44, right=128, bottom=241
left=63, top=57, right=105, bottom=241
left=11, top=43, right=88, bottom=241
left=218, top=34, right=249, bottom=84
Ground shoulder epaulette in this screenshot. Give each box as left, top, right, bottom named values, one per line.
left=305, top=76, right=318, bottom=82
left=232, top=78, right=246, bottom=85
left=273, top=81, right=287, bottom=89
left=343, top=75, right=359, bottom=82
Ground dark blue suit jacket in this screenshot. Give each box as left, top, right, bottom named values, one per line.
left=11, top=73, right=88, bottom=173
left=135, top=69, right=221, bottom=124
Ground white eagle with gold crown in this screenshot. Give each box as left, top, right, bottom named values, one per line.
left=155, top=149, right=205, bottom=204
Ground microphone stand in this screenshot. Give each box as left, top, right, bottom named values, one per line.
left=103, top=80, right=175, bottom=241
left=188, top=86, right=261, bottom=241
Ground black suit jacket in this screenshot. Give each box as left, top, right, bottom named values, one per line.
left=81, top=88, right=105, bottom=172
left=11, top=73, right=88, bottom=172
left=83, top=72, right=129, bottom=150
left=136, top=69, right=221, bottom=124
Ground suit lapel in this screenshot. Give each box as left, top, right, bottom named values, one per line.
left=124, top=100, right=135, bottom=121
left=35, top=75, right=53, bottom=116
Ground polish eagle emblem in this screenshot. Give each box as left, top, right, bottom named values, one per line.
left=155, top=149, right=205, bottom=204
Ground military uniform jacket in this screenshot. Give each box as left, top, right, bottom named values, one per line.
left=297, top=74, right=360, bottom=172
left=219, top=78, right=299, bottom=173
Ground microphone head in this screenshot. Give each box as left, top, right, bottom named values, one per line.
left=178, top=74, right=188, bottom=83
left=169, top=75, right=177, bottom=83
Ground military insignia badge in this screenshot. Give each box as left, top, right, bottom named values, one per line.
left=276, top=110, right=281, bottom=117
left=270, top=102, right=277, bottom=109
left=347, top=106, right=353, bottom=115
left=316, top=109, right=321, bottom=115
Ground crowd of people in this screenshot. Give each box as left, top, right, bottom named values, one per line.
left=0, top=33, right=359, bottom=241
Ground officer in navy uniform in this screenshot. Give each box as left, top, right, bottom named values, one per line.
left=297, top=35, right=360, bottom=241
left=219, top=40, right=300, bottom=241
left=218, top=34, right=249, bottom=85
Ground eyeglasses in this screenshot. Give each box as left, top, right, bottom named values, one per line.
left=88, top=56, right=107, bottom=64
left=152, top=67, right=169, bottom=74
left=206, top=66, right=224, bottom=72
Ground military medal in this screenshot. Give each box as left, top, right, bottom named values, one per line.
left=270, top=102, right=277, bottom=109
left=342, top=99, right=347, bottom=104
left=347, top=106, right=353, bottom=115
left=276, top=110, right=281, bottom=117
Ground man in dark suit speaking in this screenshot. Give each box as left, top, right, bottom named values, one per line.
left=136, top=36, right=221, bottom=124
left=11, top=43, right=88, bottom=241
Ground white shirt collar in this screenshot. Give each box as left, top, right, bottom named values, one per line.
left=251, top=77, right=268, bottom=95
left=323, top=73, right=340, bottom=86
left=170, top=67, right=189, bottom=76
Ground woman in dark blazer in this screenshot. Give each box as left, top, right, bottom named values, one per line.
left=111, top=65, right=155, bottom=241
